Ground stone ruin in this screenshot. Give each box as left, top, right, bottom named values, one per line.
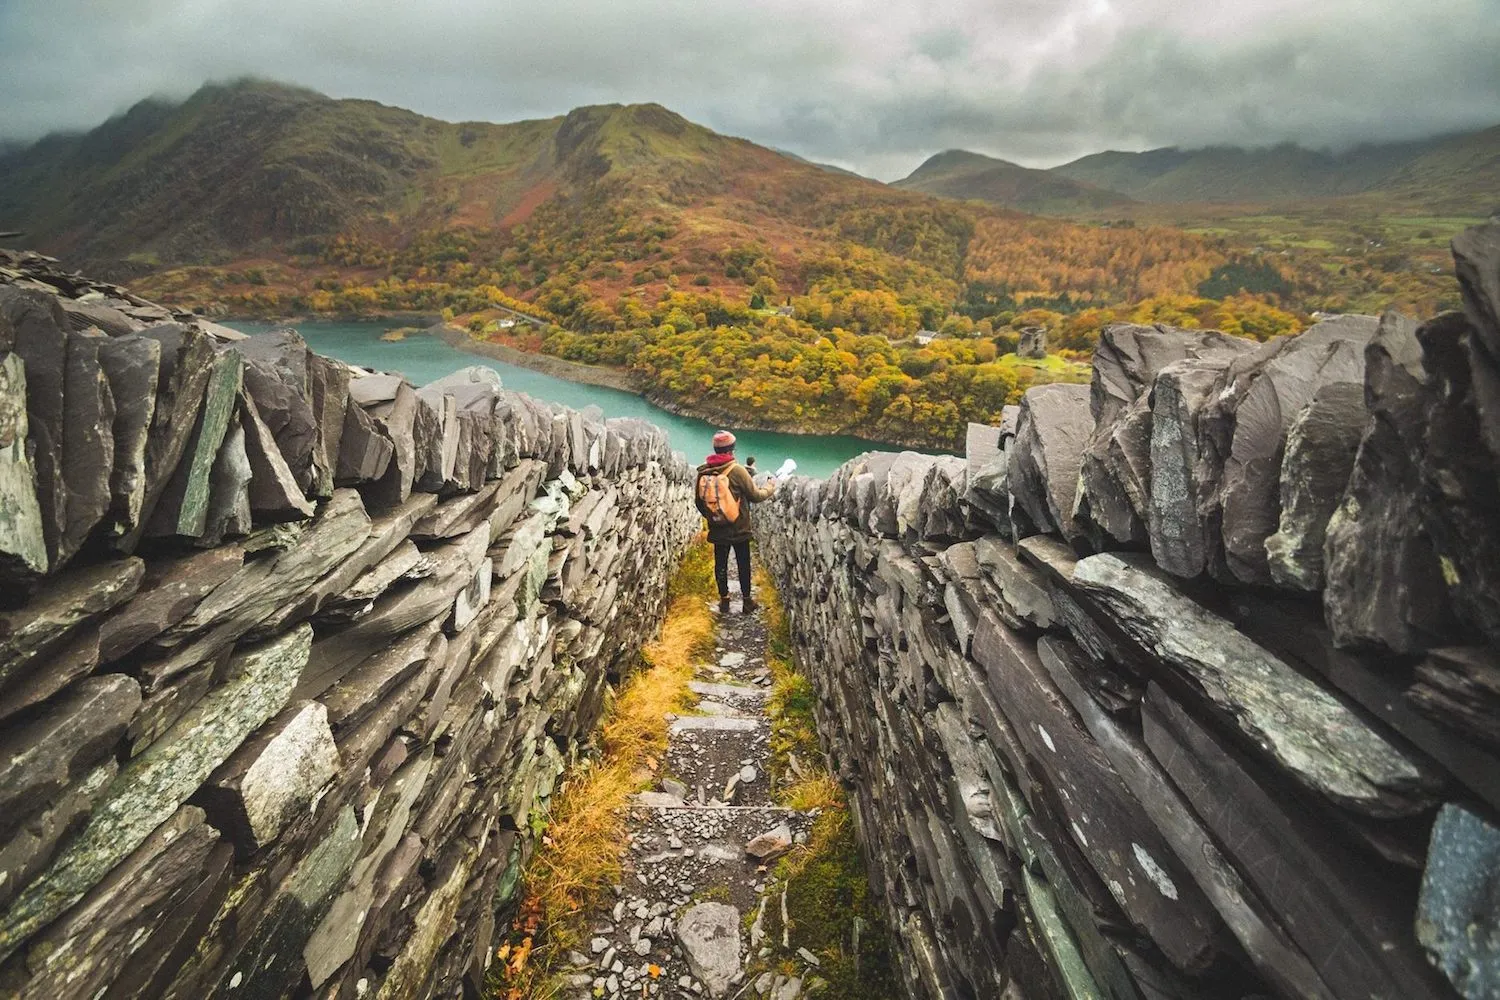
left=1016, top=326, right=1047, bottom=359
left=0, top=250, right=698, bottom=998
left=756, top=221, right=1500, bottom=1000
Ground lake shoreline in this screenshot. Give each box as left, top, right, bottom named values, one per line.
left=433, top=326, right=952, bottom=452
left=431, top=324, right=642, bottom=393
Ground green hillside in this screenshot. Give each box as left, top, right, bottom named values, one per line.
left=894, top=149, right=1133, bottom=214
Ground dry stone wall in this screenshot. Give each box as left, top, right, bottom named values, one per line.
left=756, top=222, right=1500, bottom=1000
left=0, top=251, right=698, bottom=999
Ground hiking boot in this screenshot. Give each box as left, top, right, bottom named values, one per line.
left=742, top=598, right=758, bottom=615
left=718, top=597, right=732, bottom=614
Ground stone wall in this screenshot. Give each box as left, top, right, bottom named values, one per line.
left=0, top=252, right=698, bottom=999
left=756, top=222, right=1500, bottom=1000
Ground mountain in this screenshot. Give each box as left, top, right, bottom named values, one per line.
left=1051, top=129, right=1500, bottom=211
left=0, top=81, right=743, bottom=270
left=894, top=149, right=1134, bottom=214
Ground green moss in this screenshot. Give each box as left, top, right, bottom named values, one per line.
left=762, top=810, right=897, bottom=999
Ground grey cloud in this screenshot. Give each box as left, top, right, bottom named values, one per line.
left=0, top=0, right=1496, bottom=179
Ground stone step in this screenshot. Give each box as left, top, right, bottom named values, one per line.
left=629, top=797, right=804, bottom=814
left=689, top=681, right=767, bottom=700
left=670, top=716, right=760, bottom=733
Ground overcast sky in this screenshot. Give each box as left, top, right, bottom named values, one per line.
left=2, top=0, right=1497, bottom=180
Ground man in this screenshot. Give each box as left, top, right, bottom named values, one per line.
left=694, top=430, right=774, bottom=613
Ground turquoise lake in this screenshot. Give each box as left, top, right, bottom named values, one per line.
left=227, top=320, right=935, bottom=479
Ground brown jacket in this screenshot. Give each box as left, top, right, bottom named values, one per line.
left=694, top=459, right=774, bottom=543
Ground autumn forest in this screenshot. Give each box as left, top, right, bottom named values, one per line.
left=3, top=81, right=1488, bottom=449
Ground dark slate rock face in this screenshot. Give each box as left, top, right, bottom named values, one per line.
left=123, top=322, right=216, bottom=551
left=1009, top=383, right=1093, bottom=543
left=232, top=329, right=324, bottom=495
left=1076, top=324, right=1256, bottom=549
left=1413, top=312, right=1500, bottom=646
left=336, top=393, right=393, bottom=484
left=1417, top=804, right=1500, bottom=1000
left=1074, top=552, right=1443, bottom=818
left=0, top=245, right=700, bottom=1000
left=1452, top=219, right=1500, bottom=362
left=3, top=289, right=69, bottom=566
left=1324, top=313, right=1458, bottom=654
left=239, top=392, right=316, bottom=521
left=1148, top=358, right=1233, bottom=578
left=754, top=230, right=1500, bottom=999
left=0, top=352, right=47, bottom=588
left=57, top=331, right=116, bottom=568
left=94, top=334, right=161, bottom=541
left=1409, top=647, right=1500, bottom=752
left=1208, top=315, right=1377, bottom=585
left=1264, top=382, right=1365, bottom=590
left=1143, top=683, right=1452, bottom=1000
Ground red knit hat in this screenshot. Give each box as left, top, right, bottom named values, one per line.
left=712, top=430, right=736, bottom=451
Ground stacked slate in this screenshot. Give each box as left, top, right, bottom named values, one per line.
left=0, top=251, right=698, bottom=999
left=755, top=222, right=1500, bottom=1000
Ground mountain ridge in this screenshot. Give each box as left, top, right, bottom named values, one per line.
left=894, top=148, right=1135, bottom=214
left=907, top=128, right=1500, bottom=213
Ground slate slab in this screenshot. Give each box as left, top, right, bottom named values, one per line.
left=336, top=392, right=393, bottom=484
left=232, top=329, right=321, bottom=494
left=1036, top=638, right=1336, bottom=1000
left=361, top=381, right=418, bottom=509
left=0, top=353, right=48, bottom=588
left=120, top=322, right=216, bottom=551
left=14, top=806, right=220, bottom=1000
left=1073, top=552, right=1444, bottom=817
left=1210, top=315, right=1375, bottom=585
left=1417, top=803, right=1500, bottom=1000
left=1007, top=383, right=1093, bottom=542
left=95, top=334, right=161, bottom=540
left=239, top=391, right=315, bottom=521
left=96, top=544, right=243, bottom=663
left=0, top=760, right=115, bottom=910
left=203, top=805, right=361, bottom=999
left=0, top=557, right=143, bottom=689
left=3, top=289, right=68, bottom=565
left=969, top=610, right=1221, bottom=973
left=197, top=700, right=339, bottom=853
left=677, top=901, right=742, bottom=997
left=1452, top=219, right=1500, bottom=360
left=198, top=415, right=253, bottom=546
left=0, top=625, right=310, bottom=961
left=307, top=354, right=349, bottom=498
left=1076, top=324, right=1254, bottom=548
left=1323, top=312, right=1457, bottom=653
left=1143, top=682, right=1450, bottom=1000
left=304, top=750, right=434, bottom=988
left=0, top=674, right=141, bottom=841
left=1413, top=311, right=1500, bottom=645
left=1148, top=358, right=1234, bottom=578
left=146, top=347, right=243, bottom=539
left=1264, top=382, right=1365, bottom=590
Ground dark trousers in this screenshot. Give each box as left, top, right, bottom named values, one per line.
left=713, top=541, right=752, bottom=601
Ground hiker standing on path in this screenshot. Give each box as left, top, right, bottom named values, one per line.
left=695, top=430, right=775, bottom=614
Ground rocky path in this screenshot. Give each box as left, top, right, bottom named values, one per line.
left=558, top=584, right=827, bottom=1000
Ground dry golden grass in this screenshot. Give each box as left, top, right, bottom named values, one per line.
left=492, top=539, right=717, bottom=999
